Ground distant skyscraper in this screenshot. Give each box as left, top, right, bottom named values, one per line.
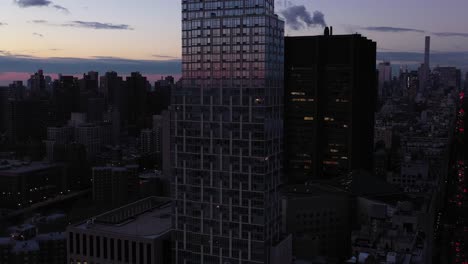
left=378, top=61, right=392, bottom=98
left=173, top=0, right=286, bottom=263
left=52, top=76, right=80, bottom=124
left=126, top=72, right=149, bottom=135
left=284, top=32, right=377, bottom=183
left=425, top=36, right=430, bottom=69
left=419, top=36, right=431, bottom=91
left=28, top=69, right=46, bottom=96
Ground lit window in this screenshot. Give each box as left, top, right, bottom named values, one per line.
left=291, top=92, right=305, bottom=96
left=304, top=117, right=314, bottom=121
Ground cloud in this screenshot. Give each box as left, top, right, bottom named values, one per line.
left=433, top=32, right=468, bottom=38
left=52, top=4, right=69, bottom=13
left=30, top=19, right=48, bottom=24
left=281, top=5, right=326, bottom=30
left=0, top=53, right=181, bottom=76
left=62, top=21, right=133, bottom=30
left=362, top=26, right=425, bottom=33
left=14, top=0, right=51, bottom=7
left=152, top=54, right=179, bottom=59
left=32, top=32, right=44, bottom=37
left=14, top=0, right=69, bottom=13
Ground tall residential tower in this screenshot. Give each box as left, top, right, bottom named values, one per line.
left=173, top=1, right=285, bottom=263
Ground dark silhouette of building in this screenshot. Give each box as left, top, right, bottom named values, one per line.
left=285, top=31, right=377, bottom=183
left=465, top=72, right=468, bottom=91
left=5, top=99, right=51, bottom=143
left=153, top=76, right=174, bottom=113
left=100, top=71, right=123, bottom=105
left=126, top=72, right=149, bottom=135
left=173, top=0, right=289, bottom=263
left=52, top=76, right=80, bottom=125
left=0, top=87, right=9, bottom=134
left=9, top=81, right=26, bottom=100
left=28, top=69, right=46, bottom=97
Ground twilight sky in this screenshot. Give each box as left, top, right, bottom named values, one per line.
left=1, top=0, right=468, bottom=84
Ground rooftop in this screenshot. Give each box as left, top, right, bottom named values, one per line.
left=73, top=197, right=171, bottom=239
left=0, top=160, right=60, bottom=176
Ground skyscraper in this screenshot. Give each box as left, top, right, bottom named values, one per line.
left=173, top=0, right=285, bottom=263
left=378, top=61, right=392, bottom=98
left=425, top=36, right=430, bottom=69
left=284, top=31, right=377, bottom=183
left=419, top=36, right=431, bottom=91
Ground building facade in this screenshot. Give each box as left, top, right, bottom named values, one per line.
left=173, top=0, right=285, bottom=263
left=67, top=197, right=172, bottom=264
left=284, top=33, right=376, bottom=183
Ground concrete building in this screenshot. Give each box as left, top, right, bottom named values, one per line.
left=433, top=66, right=462, bottom=90
left=92, top=165, right=139, bottom=206
left=152, top=110, right=171, bottom=175
left=350, top=197, right=433, bottom=264
left=140, top=129, right=156, bottom=155
left=282, top=184, right=351, bottom=262
left=66, top=197, right=172, bottom=264
left=75, top=124, right=102, bottom=159
left=0, top=228, right=66, bottom=264
left=0, top=160, right=65, bottom=209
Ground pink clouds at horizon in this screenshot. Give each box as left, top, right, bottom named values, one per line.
left=0, top=72, right=181, bottom=86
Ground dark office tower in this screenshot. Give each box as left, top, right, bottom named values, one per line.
left=52, top=76, right=80, bottom=124
left=100, top=71, right=124, bottom=105
left=28, top=69, right=46, bottom=95
left=284, top=32, right=376, bottom=183
left=9, top=81, right=26, bottom=100
left=173, top=1, right=285, bottom=263
left=6, top=99, right=50, bottom=143
left=0, top=88, right=8, bottom=134
left=79, top=71, right=99, bottom=93
left=126, top=72, right=148, bottom=135
left=154, top=77, right=173, bottom=113
left=87, top=97, right=105, bottom=122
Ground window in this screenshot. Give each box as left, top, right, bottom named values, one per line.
left=117, top=239, right=122, bottom=261
left=132, top=242, right=137, bottom=264
left=110, top=239, right=114, bottom=260
left=96, top=236, right=101, bottom=258
left=89, top=236, right=94, bottom=257
left=69, top=232, right=74, bottom=253
left=76, top=234, right=80, bottom=254
left=102, top=237, right=107, bottom=259
left=147, top=244, right=152, bottom=264
left=124, top=240, right=129, bottom=262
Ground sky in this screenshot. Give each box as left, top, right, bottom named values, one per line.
left=1, top=0, right=468, bottom=84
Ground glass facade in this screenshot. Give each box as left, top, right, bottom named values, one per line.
left=173, top=0, right=284, bottom=263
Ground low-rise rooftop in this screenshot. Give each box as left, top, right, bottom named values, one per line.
left=73, top=197, right=171, bottom=239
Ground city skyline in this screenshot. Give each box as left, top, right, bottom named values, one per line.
left=2, top=0, right=468, bottom=84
